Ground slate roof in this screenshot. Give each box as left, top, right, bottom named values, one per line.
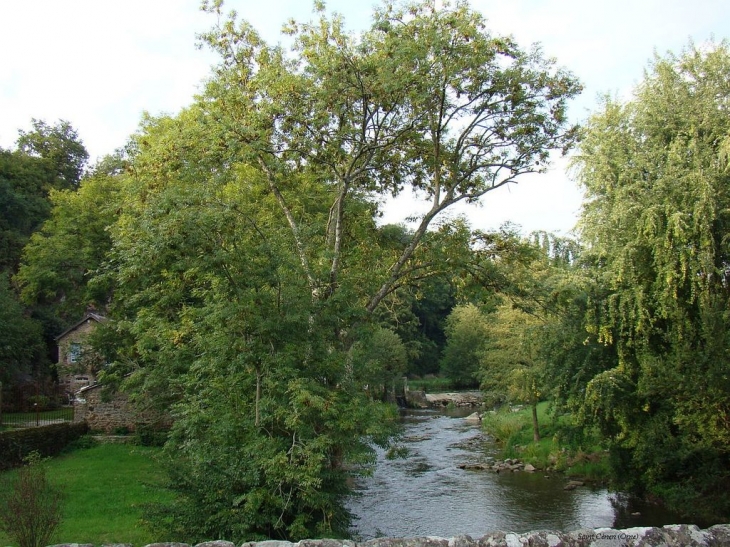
left=55, top=312, right=107, bottom=341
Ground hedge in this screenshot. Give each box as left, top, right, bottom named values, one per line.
left=0, top=422, right=89, bottom=470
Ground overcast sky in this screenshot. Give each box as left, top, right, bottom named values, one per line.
left=1, top=0, right=728, bottom=236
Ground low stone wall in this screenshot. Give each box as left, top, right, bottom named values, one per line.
left=74, top=385, right=134, bottom=432
left=48, top=524, right=730, bottom=547
left=74, top=384, right=170, bottom=433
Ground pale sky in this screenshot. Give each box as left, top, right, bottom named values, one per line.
left=1, top=0, right=727, bottom=236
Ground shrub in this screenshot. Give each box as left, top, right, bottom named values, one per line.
left=134, top=424, right=168, bottom=447
left=0, top=452, right=63, bottom=547
left=0, top=422, right=89, bottom=470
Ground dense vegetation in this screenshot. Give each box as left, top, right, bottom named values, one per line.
left=2, top=0, right=728, bottom=539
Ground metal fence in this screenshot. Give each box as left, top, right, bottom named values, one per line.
left=0, top=381, right=75, bottom=428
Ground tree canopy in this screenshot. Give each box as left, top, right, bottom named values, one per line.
left=573, top=41, right=730, bottom=515
left=84, top=0, right=580, bottom=540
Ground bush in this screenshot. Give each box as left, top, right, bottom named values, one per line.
left=134, top=424, right=168, bottom=447
left=62, top=434, right=98, bottom=453
left=0, top=452, right=63, bottom=547
left=0, top=422, right=89, bottom=470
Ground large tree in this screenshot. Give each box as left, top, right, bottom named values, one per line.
left=574, top=41, right=730, bottom=517
left=98, top=0, right=580, bottom=540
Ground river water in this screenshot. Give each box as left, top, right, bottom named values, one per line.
left=347, top=408, right=691, bottom=539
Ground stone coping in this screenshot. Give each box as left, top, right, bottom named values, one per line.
left=46, top=524, right=730, bottom=547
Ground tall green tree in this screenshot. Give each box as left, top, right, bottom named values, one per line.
left=479, top=303, right=548, bottom=441
left=351, top=326, right=408, bottom=400
left=0, top=120, right=88, bottom=274
left=0, top=149, right=51, bottom=274
left=95, top=0, right=581, bottom=540
left=574, top=41, right=730, bottom=517
left=198, top=0, right=580, bottom=313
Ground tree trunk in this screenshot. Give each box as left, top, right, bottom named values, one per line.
left=531, top=402, right=540, bottom=442
left=255, top=367, right=261, bottom=427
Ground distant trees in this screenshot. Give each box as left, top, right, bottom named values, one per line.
left=0, top=119, right=90, bottom=391
left=440, top=304, right=489, bottom=388
left=16, top=119, right=88, bottom=191
left=16, top=170, right=122, bottom=323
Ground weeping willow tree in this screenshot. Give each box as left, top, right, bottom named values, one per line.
left=574, top=41, right=730, bottom=518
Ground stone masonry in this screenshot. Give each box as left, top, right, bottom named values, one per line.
left=48, top=524, right=730, bottom=547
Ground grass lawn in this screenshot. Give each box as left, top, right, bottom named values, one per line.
left=0, top=443, right=174, bottom=546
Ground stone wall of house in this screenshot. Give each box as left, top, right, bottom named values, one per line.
left=58, top=318, right=98, bottom=394
left=74, top=386, right=133, bottom=432
left=74, top=385, right=169, bottom=433
left=46, top=524, right=730, bottom=547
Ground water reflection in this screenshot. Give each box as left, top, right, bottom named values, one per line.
left=347, top=409, right=690, bottom=539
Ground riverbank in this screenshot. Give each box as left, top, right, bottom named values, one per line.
left=479, top=402, right=610, bottom=483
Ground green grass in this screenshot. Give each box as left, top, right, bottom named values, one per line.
left=0, top=443, right=174, bottom=546
left=405, top=376, right=455, bottom=393
left=481, top=402, right=610, bottom=481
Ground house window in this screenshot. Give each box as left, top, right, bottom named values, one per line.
left=69, top=342, right=82, bottom=363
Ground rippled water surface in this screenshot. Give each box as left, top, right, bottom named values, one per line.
left=348, top=409, right=689, bottom=539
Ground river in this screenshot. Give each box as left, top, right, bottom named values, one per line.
left=347, top=408, right=693, bottom=539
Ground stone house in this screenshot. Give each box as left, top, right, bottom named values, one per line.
left=55, top=312, right=106, bottom=398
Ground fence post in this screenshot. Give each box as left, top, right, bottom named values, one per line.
left=35, top=381, right=39, bottom=426
left=0, top=380, right=3, bottom=427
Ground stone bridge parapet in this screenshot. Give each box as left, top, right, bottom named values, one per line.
left=49, top=524, right=730, bottom=547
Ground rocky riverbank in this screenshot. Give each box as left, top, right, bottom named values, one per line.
left=423, top=392, right=483, bottom=407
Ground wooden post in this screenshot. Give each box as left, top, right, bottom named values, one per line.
left=0, top=380, right=3, bottom=427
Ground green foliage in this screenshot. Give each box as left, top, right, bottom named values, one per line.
left=134, top=424, right=168, bottom=447
left=16, top=119, right=88, bottom=191
left=0, top=422, right=89, bottom=470
left=74, top=0, right=581, bottom=540
left=479, top=304, right=544, bottom=401
left=16, top=171, right=122, bottom=322
left=0, top=452, right=63, bottom=547
left=0, top=149, right=51, bottom=273
left=440, top=303, right=488, bottom=388
left=351, top=326, right=408, bottom=400
left=572, top=41, right=730, bottom=518
left=0, top=120, right=88, bottom=275
left=0, top=274, right=46, bottom=385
